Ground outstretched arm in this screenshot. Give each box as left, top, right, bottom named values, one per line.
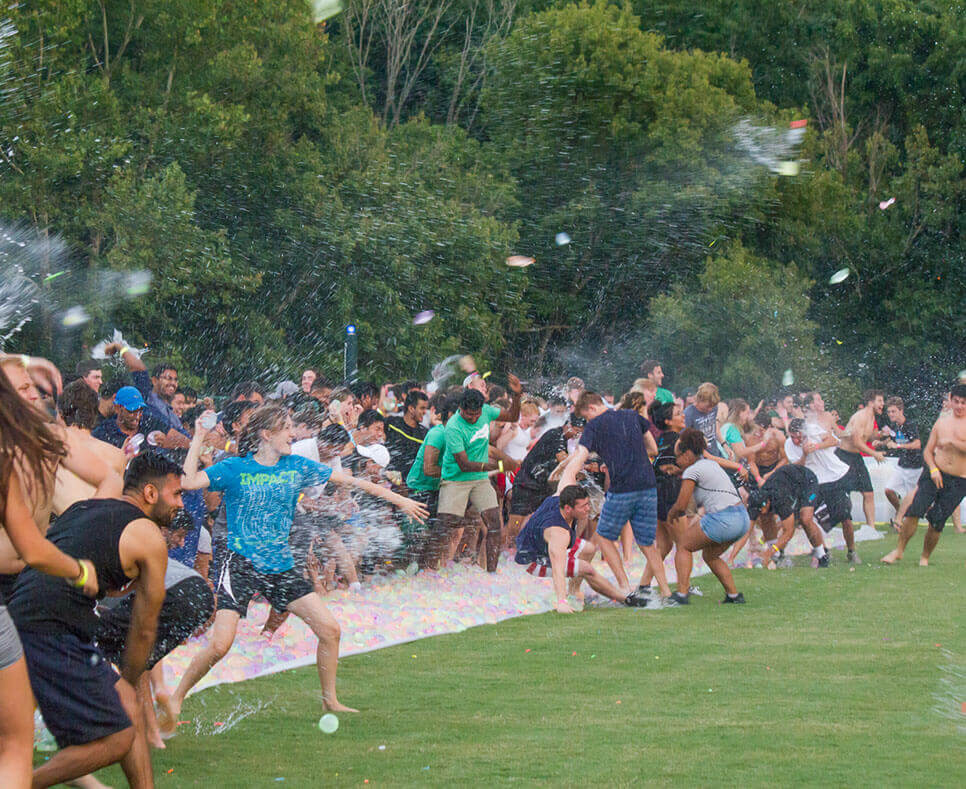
left=327, top=470, right=429, bottom=522
left=556, top=445, right=590, bottom=494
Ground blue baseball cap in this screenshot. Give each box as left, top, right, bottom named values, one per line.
left=114, top=386, right=146, bottom=411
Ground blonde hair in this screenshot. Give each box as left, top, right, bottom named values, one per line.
left=726, top=398, right=750, bottom=426
left=695, top=382, right=720, bottom=407
left=238, top=404, right=290, bottom=455
left=631, top=377, right=657, bottom=394
left=520, top=402, right=540, bottom=419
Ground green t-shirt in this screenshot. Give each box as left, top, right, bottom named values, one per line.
left=655, top=387, right=674, bottom=404
left=441, top=403, right=501, bottom=482
left=406, top=424, right=446, bottom=492
left=722, top=422, right=743, bottom=445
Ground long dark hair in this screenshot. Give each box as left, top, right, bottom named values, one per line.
left=0, top=363, right=66, bottom=509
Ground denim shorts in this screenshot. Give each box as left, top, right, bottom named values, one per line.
left=597, top=488, right=657, bottom=546
left=700, top=504, right=750, bottom=544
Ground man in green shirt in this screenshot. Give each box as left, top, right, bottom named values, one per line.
left=436, top=376, right=523, bottom=572
left=641, top=359, right=674, bottom=404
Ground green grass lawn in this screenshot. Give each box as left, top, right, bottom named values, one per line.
left=80, top=530, right=966, bottom=786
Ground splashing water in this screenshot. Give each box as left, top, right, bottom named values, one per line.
left=733, top=118, right=806, bottom=175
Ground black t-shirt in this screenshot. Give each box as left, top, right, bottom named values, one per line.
left=889, top=419, right=923, bottom=469
left=515, top=427, right=569, bottom=491
left=8, top=499, right=142, bottom=640
left=761, top=465, right=818, bottom=512
left=580, top=410, right=657, bottom=493
left=384, top=416, right=428, bottom=476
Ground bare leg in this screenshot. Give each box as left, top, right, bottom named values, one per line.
left=640, top=542, right=672, bottom=597
left=638, top=521, right=671, bottom=588
left=261, top=608, right=289, bottom=639
left=115, top=679, right=153, bottom=789
left=620, top=522, right=634, bottom=562
left=286, top=593, right=357, bottom=712
left=592, top=532, right=630, bottom=594
left=954, top=506, right=964, bottom=534
left=576, top=561, right=627, bottom=603
left=505, top=514, right=529, bottom=550
left=884, top=489, right=901, bottom=513
left=882, top=515, right=919, bottom=563
left=33, top=679, right=143, bottom=788
left=159, top=609, right=240, bottom=733
left=703, top=544, right=738, bottom=596
left=862, top=491, right=876, bottom=529
left=841, top=518, right=856, bottom=551
left=324, top=533, right=359, bottom=585
left=137, top=673, right=163, bottom=750
left=920, top=525, right=941, bottom=565
left=481, top=508, right=503, bottom=572
left=0, top=657, right=34, bottom=789
left=674, top=539, right=693, bottom=595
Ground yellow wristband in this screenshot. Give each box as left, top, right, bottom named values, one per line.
left=930, top=467, right=939, bottom=474
left=72, top=561, right=89, bottom=588
left=498, top=460, right=504, bottom=473
left=119, top=346, right=130, bottom=356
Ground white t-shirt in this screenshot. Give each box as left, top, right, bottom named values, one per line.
left=681, top=459, right=741, bottom=513
left=784, top=421, right=848, bottom=484
left=504, top=426, right=532, bottom=462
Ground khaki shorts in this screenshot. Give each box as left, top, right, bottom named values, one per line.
left=438, top=478, right=498, bottom=517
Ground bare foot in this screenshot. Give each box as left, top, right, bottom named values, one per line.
left=157, top=694, right=181, bottom=735
left=146, top=730, right=167, bottom=749
left=881, top=550, right=902, bottom=564
left=918, top=557, right=929, bottom=567
left=324, top=701, right=359, bottom=713
left=955, top=524, right=966, bottom=534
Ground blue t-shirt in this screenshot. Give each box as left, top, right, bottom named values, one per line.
left=579, top=410, right=657, bottom=493
left=515, top=495, right=574, bottom=563
left=205, top=454, right=332, bottom=572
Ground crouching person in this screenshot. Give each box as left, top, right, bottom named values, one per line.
left=514, top=485, right=637, bottom=612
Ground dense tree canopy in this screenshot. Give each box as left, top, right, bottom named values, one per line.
left=0, top=0, right=961, bottom=411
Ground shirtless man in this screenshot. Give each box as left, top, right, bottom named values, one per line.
left=54, top=380, right=128, bottom=514
left=0, top=356, right=123, bottom=601
left=835, top=390, right=886, bottom=531
left=882, top=383, right=966, bottom=566
left=746, top=411, right=787, bottom=484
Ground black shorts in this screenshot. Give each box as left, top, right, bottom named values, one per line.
left=97, top=577, right=214, bottom=670
left=19, top=631, right=131, bottom=748
left=835, top=448, right=873, bottom=493
left=907, top=470, right=966, bottom=532
left=509, top=484, right=548, bottom=516
left=769, top=470, right=819, bottom=521
left=814, top=483, right=852, bottom=532
left=216, top=551, right=313, bottom=617
left=0, top=572, right=18, bottom=602
left=656, top=476, right=682, bottom=522
left=758, top=460, right=780, bottom=477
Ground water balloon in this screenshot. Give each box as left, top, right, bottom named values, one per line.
left=878, top=197, right=895, bottom=210
left=782, top=369, right=794, bottom=386
left=309, top=0, right=344, bottom=24
left=505, top=255, right=535, bottom=268
left=60, top=306, right=90, bottom=328
left=318, top=713, right=339, bottom=733
left=412, top=310, right=435, bottom=325
left=776, top=161, right=799, bottom=176
left=829, top=268, right=850, bottom=284
left=555, top=232, right=571, bottom=246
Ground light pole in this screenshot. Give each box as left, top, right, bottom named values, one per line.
left=344, top=324, right=358, bottom=385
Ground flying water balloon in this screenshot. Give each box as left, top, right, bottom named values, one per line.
left=317, top=713, right=339, bottom=733
left=555, top=232, right=571, bottom=246
left=878, top=197, right=895, bottom=210
left=829, top=268, right=850, bottom=285
left=309, top=0, right=344, bottom=24
left=782, top=369, right=795, bottom=387
left=506, top=255, right=535, bottom=268
left=412, top=310, right=435, bottom=325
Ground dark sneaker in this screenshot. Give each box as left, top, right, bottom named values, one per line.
left=669, top=592, right=690, bottom=605
left=623, top=593, right=649, bottom=608
left=634, top=585, right=652, bottom=597
left=812, top=553, right=830, bottom=568
left=722, top=592, right=746, bottom=604
left=848, top=550, right=862, bottom=565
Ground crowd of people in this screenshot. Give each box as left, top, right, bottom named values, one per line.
left=0, top=345, right=964, bottom=787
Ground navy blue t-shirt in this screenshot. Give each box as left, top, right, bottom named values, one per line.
left=579, top=410, right=657, bottom=493
left=515, top=495, right=574, bottom=563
